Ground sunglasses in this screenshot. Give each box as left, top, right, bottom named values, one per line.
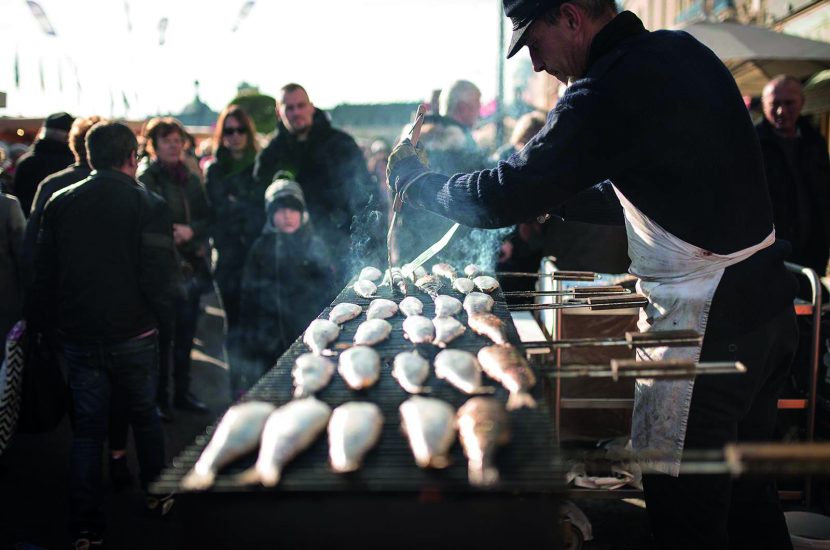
left=222, top=127, right=246, bottom=136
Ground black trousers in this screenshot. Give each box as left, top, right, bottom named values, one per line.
left=642, top=307, right=798, bottom=550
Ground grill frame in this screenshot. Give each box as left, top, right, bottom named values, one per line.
left=152, top=280, right=563, bottom=496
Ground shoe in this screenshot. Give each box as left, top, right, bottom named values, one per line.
left=144, top=493, right=175, bottom=518
left=108, top=455, right=132, bottom=491
left=156, top=404, right=175, bottom=423
left=71, top=530, right=104, bottom=550
left=173, top=392, right=209, bottom=413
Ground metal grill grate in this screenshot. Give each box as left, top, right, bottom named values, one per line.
left=152, top=280, right=562, bottom=495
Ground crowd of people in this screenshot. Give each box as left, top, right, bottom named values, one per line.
left=0, top=47, right=827, bottom=546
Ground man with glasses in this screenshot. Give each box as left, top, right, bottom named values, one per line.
left=28, top=121, right=178, bottom=548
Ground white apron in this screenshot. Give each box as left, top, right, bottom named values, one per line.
left=612, top=185, right=775, bottom=476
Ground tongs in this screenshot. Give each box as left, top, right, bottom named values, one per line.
left=386, top=105, right=426, bottom=295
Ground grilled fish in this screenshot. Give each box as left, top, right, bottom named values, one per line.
left=473, top=275, right=500, bottom=293
left=403, top=263, right=428, bottom=282
left=477, top=345, right=537, bottom=410
left=432, top=316, right=466, bottom=348
left=468, top=312, right=508, bottom=345
left=392, top=350, right=431, bottom=394
left=399, top=396, right=457, bottom=469
left=453, top=277, right=475, bottom=294
left=353, top=318, right=392, bottom=346
left=354, top=279, right=377, bottom=298
left=238, top=397, right=331, bottom=487
left=366, top=298, right=398, bottom=320
left=303, top=319, right=341, bottom=355
left=434, top=349, right=494, bottom=395
left=432, top=263, right=458, bottom=281
left=399, top=296, right=424, bottom=317
left=359, top=266, right=383, bottom=282
left=329, top=303, right=363, bottom=325
left=457, top=397, right=510, bottom=486
left=338, top=345, right=381, bottom=389
left=463, top=292, right=495, bottom=315
left=402, top=315, right=435, bottom=344
left=181, top=401, right=276, bottom=490
left=292, top=353, right=335, bottom=398
left=434, top=295, right=462, bottom=317
left=328, top=402, right=384, bottom=473
left=415, top=274, right=442, bottom=297
left=464, top=264, right=482, bottom=278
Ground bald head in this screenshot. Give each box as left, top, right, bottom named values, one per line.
left=762, top=75, right=804, bottom=138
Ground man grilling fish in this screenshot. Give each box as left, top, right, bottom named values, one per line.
left=387, top=0, right=798, bottom=548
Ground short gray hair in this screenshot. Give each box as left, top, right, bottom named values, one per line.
left=440, top=80, right=481, bottom=117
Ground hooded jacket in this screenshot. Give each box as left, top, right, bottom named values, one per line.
left=238, top=178, right=335, bottom=379
left=12, top=137, right=74, bottom=216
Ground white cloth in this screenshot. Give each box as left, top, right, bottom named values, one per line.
left=613, top=186, right=775, bottom=476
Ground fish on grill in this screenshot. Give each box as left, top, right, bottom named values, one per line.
left=366, top=298, right=398, bottom=320
left=457, top=397, right=510, bottom=486
left=403, top=263, right=428, bottom=282
left=359, top=266, right=383, bottom=282
left=434, top=294, right=462, bottom=317
left=453, top=277, right=475, bottom=294
left=181, top=401, right=276, bottom=490
left=463, top=292, right=495, bottom=315
left=399, top=396, right=457, bottom=469
left=432, top=316, right=466, bottom=348
left=415, top=274, right=442, bottom=298
left=477, top=345, right=538, bottom=410
left=353, top=318, right=392, bottom=346
left=392, top=350, right=431, bottom=394
left=464, top=264, right=482, bottom=278
left=238, top=397, right=332, bottom=487
left=328, top=401, right=384, bottom=473
left=328, top=303, right=363, bottom=325
left=303, top=319, right=341, bottom=355
left=468, top=312, right=508, bottom=345
left=399, top=296, right=424, bottom=317
left=292, top=353, right=335, bottom=398
left=338, top=346, right=381, bottom=389
left=432, top=263, right=458, bottom=281
left=402, top=315, right=435, bottom=344
left=434, top=349, right=494, bottom=395
left=473, top=275, right=500, bottom=293
left=354, top=279, right=377, bottom=298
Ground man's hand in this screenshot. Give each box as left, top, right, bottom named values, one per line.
left=173, top=223, right=194, bottom=245
left=386, top=138, right=429, bottom=198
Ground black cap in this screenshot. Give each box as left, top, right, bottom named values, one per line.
left=272, top=195, right=304, bottom=213
left=504, top=0, right=561, bottom=58
left=44, top=112, right=74, bottom=132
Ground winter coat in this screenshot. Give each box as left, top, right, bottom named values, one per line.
left=756, top=117, right=830, bottom=275
left=137, top=158, right=212, bottom=285
left=0, top=193, right=25, bottom=344
left=12, top=138, right=74, bottom=216
left=239, top=179, right=335, bottom=374
left=253, top=109, right=378, bottom=262
left=204, top=149, right=266, bottom=300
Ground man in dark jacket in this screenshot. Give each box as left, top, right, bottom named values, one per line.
left=254, top=83, right=379, bottom=280
left=757, top=75, right=830, bottom=278
left=28, top=121, right=178, bottom=548
left=22, top=115, right=101, bottom=283
left=388, top=1, right=797, bottom=548
left=11, top=111, right=75, bottom=215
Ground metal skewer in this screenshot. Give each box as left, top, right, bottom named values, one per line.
left=543, top=359, right=745, bottom=380
left=502, top=285, right=629, bottom=298
left=497, top=270, right=599, bottom=281
left=508, top=295, right=649, bottom=312
left=522, top=329, right=702, bottom=350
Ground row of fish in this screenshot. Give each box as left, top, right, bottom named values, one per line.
left=354, top=262, right=500, bottom=299
left=181, top=394, right=510, bottom=490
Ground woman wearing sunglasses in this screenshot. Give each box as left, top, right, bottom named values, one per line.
left=204, top=105, right=265, bottom=397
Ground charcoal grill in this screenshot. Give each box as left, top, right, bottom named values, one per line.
left=153, top=278, right=564, bottom=549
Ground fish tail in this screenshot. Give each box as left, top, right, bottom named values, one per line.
left=293, top=387, right=308, bottom=398
left=180, top=468, right=215, bottom=491
left=474, top=386, right=496, bottom=395
left=506, top=391, right=537, bottom=411
left=429, top=455, right=452, bottom=469
left=417, top=386, right=433, bottom=394
left=236, top=466, right=263, bottom=486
